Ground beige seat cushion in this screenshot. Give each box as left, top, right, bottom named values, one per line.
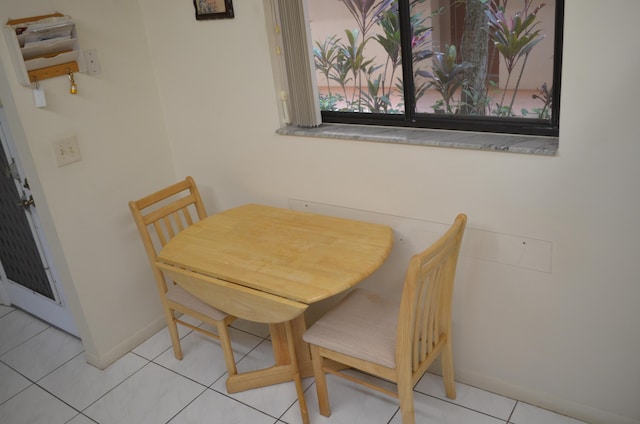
left=303, top=288, right=399, bottom=368
left=166, top=283, right=229, bottom=321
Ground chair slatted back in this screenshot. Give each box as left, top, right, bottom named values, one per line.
left=397, top=214, right=467, bottom=374
left=129, top=177, right=206, bottom=265
left=129, top=177, right=207, bottom=295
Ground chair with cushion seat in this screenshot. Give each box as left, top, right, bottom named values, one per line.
left=303, top=214, right=467, bottom=424
left=128, top=176, right=237, bottom=376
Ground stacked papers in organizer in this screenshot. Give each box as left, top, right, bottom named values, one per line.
left=10, top=15, right=78, bottom=71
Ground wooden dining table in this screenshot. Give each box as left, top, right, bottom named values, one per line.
left=155, top=203, right=394, bottom=392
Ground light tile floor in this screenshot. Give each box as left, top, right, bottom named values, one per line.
left=0, top=304, right=588, bottom=424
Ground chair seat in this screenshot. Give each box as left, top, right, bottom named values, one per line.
left=166, top=284, right=229, bottom=321
left=303, top=288, right=399, bottom=368
left=305, top=214, right=466, bottom=424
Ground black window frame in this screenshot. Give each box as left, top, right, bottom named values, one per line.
left=318, top=0, right=564, bottom=137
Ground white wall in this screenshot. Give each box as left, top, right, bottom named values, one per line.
left=140, top=1, right=640, bottom=423
left=0, top=0, right=178, bottom=366
left=1, top=0, right=638, bottom=423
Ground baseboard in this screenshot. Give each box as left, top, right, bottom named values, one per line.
left=83, top=314, right=167, bottom=370
left=450, top=366, right=639, bottom=424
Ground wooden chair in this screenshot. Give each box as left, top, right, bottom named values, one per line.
left=155, top=262, right=311, bottom=424
left=303, top=214, right=467, bottom=424
left=128, top=177, right=237, bottom=376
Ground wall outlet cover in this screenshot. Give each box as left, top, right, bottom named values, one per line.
left=53, top=136, right=81, bottom=167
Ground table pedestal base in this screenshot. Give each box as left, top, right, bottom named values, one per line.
left=225, top=315, right=315, bottom=393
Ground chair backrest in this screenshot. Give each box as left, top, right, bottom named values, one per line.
left=128, top=176, right=207, bottom=291
left=395, top=214, right=467, bottom=372
left=156, top=263, right=308, bottom=324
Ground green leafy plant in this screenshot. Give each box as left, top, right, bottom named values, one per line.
left=361, top=73, right=393, bottom=113
left=419, top=44, right=473, bottom=113
left=340, top=28, right=377, bottom=110
left=372, top=7, right=402, bottom=112
left=486, top=0, right=546, bottom=115
left=373, top=2, right=436, bottom=111
left=318, top=93, right=345, bottom=111
left=313, top=35, right=341, bottom=101
left=313, top=0, right=436, bottom=113
left=312, top=0, right=550, bottom=119
left=338, top=0, right=393, bottom=110
left=531, top=82, right=552, bottom=119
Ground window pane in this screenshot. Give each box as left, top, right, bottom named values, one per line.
left=308, top=0, right=403, bottom=114
left=415, top=0, right=556, bottom=121
left=306, top=0, right=560, bottom=136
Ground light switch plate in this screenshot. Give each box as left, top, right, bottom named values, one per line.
left=53, top=137, right=81, bottom=167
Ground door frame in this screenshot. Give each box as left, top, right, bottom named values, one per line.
left=0, top=107, right=79, bottom=336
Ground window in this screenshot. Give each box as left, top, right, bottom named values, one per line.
left=277, top=0, right=563, bottom=137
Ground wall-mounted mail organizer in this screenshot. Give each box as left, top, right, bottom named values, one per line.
left=4, top=13, right=86, bottom=86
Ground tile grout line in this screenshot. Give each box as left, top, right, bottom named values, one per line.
left=77, top=357, right=153, bottom=417
left=162, top=385, right=209, bottom=424
left=413, top=390, right=515, bottom=422
left=210, top=387, right=285, bottom=422
left=0, top=308, right=52, bottom=357
left=507, top=400, right=519, bottom=423
left=0, top=347, right=83, bottom=408
left=4, top=306, right=569, bottom=424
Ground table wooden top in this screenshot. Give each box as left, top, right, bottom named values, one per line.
left=156, top=203, right=394, bottom=304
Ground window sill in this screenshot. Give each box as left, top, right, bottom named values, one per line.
left=276, top=123, right=558, bottom=156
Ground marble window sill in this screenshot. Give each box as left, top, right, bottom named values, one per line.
left=276, top=123, right=558, bottom=156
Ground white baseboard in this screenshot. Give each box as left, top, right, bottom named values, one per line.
left=83, top=315, right=167, bottom=370
left=452, top=367, right=639, bottom=424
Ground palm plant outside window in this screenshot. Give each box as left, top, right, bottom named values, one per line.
left=308, top=0, right=563, bottom=136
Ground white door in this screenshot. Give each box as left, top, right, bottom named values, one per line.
left=0, top=108, right=78, bottom=336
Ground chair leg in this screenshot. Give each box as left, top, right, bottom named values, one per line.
left=285, top=321, right=309, bottom=424
left=216, top=322, right=237, bottom=376
left=309, top=344, right=331, bottom=417
left=440, top=340, right=457, bottom=399
left=397, top=371, right=416, bottom=424
left=165, top=308, right=183, bottom=360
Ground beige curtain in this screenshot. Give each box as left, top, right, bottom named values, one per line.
left=272, top=0, right=321, bottom=127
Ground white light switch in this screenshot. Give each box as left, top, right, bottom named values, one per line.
left=53, top=137, right=81, bottom=167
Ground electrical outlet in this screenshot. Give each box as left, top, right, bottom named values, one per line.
left=53, top=137, right=81, bottom=167
left=84, top=49, right=101, bottom=75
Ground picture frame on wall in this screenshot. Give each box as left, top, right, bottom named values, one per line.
left=194, top=0, right=234, bottom=20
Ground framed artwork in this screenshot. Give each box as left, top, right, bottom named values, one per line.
left=194, top=0, right=234, bottom=20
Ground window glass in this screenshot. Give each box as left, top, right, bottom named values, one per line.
left=307, top=0, right=562, bottom=136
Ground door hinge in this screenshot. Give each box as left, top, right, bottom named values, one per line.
left=17, top=194, right=35, bottom=210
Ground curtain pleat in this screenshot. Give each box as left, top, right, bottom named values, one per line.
left=275, top=0, right=321, bottom=127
